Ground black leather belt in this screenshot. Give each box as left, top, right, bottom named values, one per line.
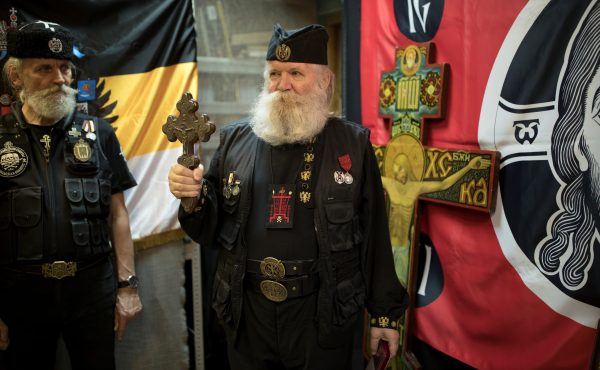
left=1, top=255, right=107, bottom=279
left=246, top=257, right=318, bottom=279
left=246, top=273, right=319, bottom=302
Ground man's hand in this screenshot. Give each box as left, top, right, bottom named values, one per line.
left=0, top=318, right=9, bottom=350
left=168, top=164, right=204, bottom=199
left=114, top=289, right=143, bottom=340
left=370, top=327, right=400, bottom=358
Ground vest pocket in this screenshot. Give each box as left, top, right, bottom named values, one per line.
left=325, top=201, right=357, bottom=251
left=333, top=273, right=366, bottom=326
left=12, top=187, right=43, bottom=260
left=71, top=219, right=90, bottom=247
left=65, top=178, right=86, bottom=217
left=83, top=178, right=102, bottom=216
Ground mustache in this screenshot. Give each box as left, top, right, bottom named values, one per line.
left=39, top=84, right=78, bottom=97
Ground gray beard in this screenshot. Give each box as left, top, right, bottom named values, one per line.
left=250, top=86, right=330, bottom=146
left=21, top=84, right=77, bottom=122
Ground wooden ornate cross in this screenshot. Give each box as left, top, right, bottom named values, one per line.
left=374, top=43, right=499, bottom=369
left=162, top=92, right=216, bottom=213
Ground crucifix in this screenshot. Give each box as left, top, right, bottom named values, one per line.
left=162, top=92, right=216, bottom=213
left=375, top=43, right=499, bottom=369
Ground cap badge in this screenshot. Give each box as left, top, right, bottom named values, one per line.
left=275, top=43, right=291, bottom=61
left=48, top=37, right=63, bottom=53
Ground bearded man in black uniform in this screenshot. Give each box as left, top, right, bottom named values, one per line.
left=0, top=20, right=142, bottom=370
left=168, top=24, right=407, bottom=370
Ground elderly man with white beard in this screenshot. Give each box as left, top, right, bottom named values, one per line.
left=168, top=24, right=407, bottom=370
left=0, top=20, right=141, bottom=370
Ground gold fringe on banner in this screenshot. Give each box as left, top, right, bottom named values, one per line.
left=133, top=229, right=188, bottom=251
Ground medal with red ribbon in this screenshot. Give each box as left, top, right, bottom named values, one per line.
left=334, top=154, right=353, bottom=184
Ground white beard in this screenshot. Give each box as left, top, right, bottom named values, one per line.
left=250, top=85, right=330, bottom=146
left=21, top=84, right=77, bottom=122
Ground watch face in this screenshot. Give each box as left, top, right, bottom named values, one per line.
left=128, top=275, right=139, bottom=288
left=119, top=275, right=139, bottom=289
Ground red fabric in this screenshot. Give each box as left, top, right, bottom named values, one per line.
left=359, top=1, right=597, bottom=369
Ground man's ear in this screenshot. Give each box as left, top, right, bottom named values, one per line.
left=8, top=67, right=23, bottom=90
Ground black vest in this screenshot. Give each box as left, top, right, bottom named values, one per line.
left=0, top=108, right=112, bottom=263
left=202, top=117, right=369, bottom=347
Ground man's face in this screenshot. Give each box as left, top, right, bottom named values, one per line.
left=12, top=58, right=76, bottom=123
left=266, top=61, right=323, bottom=96
left=583, top=63, right=600, bottom=219
left=17, top=58, right=73, bottom=93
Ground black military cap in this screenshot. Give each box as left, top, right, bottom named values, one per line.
left=7, top=20, right=74, bottom=60
left=266, top=24, right=328, bottom=65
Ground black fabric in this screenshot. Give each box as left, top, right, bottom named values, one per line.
left=7, top=20, right=75, bottom=60
left=411, top=336, right=476, bottom=370
left=246, top=140, right=318, bottom=261
left=0, top=256, right=116, bottom=370
left=0, top=104, right=136, bottom=262
left=179, top=117, right=407, bottom=359
left=266, top=24, right=329, bottom=65
left=227, top=289, right=353, bottom=370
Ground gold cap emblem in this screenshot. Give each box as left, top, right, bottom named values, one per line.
left=275, top=43, right=291, bottom=61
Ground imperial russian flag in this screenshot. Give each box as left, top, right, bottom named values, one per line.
left=0, top=0, right=198, bottom=247
left=345, top=0, right=600, bottom=368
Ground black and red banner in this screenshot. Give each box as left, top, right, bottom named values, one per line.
left=345, top=0, right=600, bottom=368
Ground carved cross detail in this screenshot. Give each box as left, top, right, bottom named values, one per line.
left=162, top=92, right=216, bottom=212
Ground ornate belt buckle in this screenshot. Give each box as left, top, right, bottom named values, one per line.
left=260, top=257, right=285, bottom=280
left=260, top=280, right=288, bottom=302
left=42, top=261, right=77, bottom=279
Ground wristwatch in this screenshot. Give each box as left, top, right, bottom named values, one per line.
left=117, top=275, right=139, bottom=289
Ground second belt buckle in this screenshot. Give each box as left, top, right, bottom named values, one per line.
left=260, top=280, right=288, bottom=302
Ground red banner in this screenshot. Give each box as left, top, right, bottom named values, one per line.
left=358, top=0, right=600, bottom=368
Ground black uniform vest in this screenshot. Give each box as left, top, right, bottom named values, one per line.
left=205, top=117, right=369, bottom=347
left=0, top=109, right=112, bottom=263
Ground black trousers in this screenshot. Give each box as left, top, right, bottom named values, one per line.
left=0, top=256, right=116, bottom=370
left=227, top=289, right=354, bottom=370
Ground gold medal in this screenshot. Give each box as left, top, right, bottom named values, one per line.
left=73, top=139, right=92, bottom=162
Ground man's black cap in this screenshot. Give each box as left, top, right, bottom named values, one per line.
left=266, top=24, right=328, bottom=65
left=7, top=20, right=74, bottom=60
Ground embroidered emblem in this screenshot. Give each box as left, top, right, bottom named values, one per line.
left=298, top=141, right=315, bottom=205
left=275, top=43, right=291, bottom=61
left=266, top=184, right=294, bottom=228
left=48, top=37, right=63, bottom=53
left=0, top=141, right=28, bottom=177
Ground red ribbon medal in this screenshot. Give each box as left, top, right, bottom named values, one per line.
left=335, top=154, right=353, bottom=184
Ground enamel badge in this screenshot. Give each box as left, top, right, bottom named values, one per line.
left=0, top=141, right=28, bottom=178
